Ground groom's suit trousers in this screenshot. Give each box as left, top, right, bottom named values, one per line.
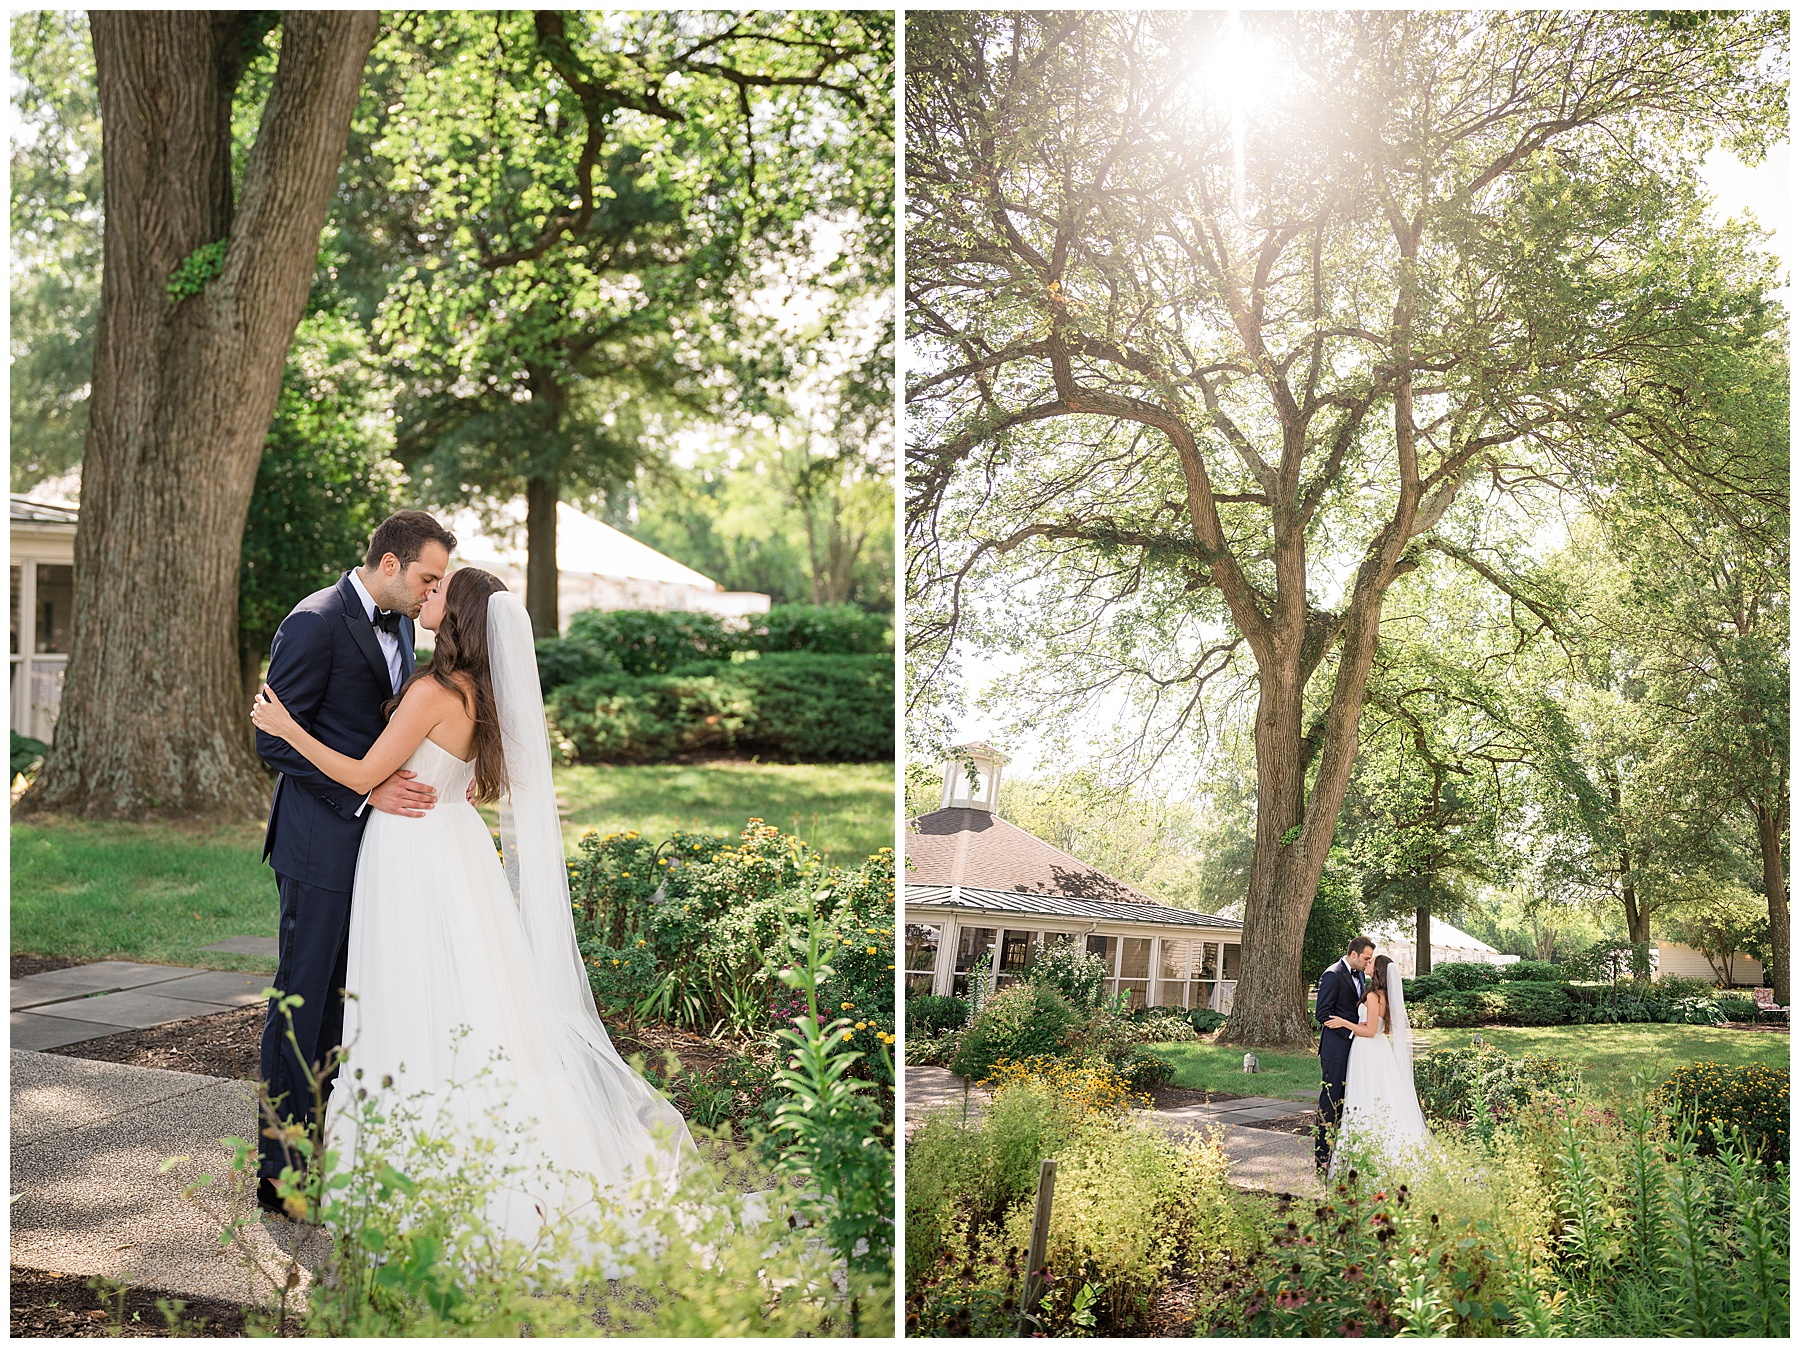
left=258, top=873, right=353, bottom=1181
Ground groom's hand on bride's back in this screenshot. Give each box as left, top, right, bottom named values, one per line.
left=369, top=769, right=437, bottom=817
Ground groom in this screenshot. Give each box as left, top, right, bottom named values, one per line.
left=253, top=510, right=455, bottom=1215
left=1314, top=935, right=1375, bottom=1175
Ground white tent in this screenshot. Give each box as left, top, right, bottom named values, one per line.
left=443, top=500, right=769, bottom=634
left=1365, top=915, right=1520, bottom=978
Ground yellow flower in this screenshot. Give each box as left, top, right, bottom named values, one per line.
left=856, top=1021, right=868, bottom=1030
left=637, top=939, right=646, bottom=946
left=611, top=960, right=621, bottom=967
left=867, top=946, right=877, bottom=954
left=841, top=1001, right=854, bottom=1010
left=841, top=1029, right=854, bottom=1040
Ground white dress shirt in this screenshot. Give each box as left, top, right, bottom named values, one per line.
left=347, top=568, right=404, bottom=694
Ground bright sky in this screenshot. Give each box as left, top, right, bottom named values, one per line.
left=941, top=143, right=1792, bottom=780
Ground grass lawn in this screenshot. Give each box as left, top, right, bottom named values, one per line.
left=1435, top=1023, right=1791, bottom=1097
left=540, top=759, right=893, bottom=866
left=14, top=760, right=894, bottom=969
left=1147, top=1041, right=1323, bottom=1103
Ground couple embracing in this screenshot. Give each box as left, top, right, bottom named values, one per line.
left=1314, top=936, right=1432, bottom=1179
left=250, top=510, right=691, bottom=1232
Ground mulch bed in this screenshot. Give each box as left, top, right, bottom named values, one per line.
left=7, top=1265, right=299, bottom=1338
left=12, top=954, right=84, bottom=980
left=47, top=1003, right=266, bottom=1081
left=609, top=1021, right=766, bottom=1077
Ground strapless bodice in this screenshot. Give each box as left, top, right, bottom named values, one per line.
left=402, top=735, right=477, bottom=795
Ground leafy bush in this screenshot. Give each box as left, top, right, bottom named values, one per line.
left=1404, top=972, right=1449, bottom=1002
left=1433, top=960, right=1504, bottom=991
left=1024, top=940, right=1110, bottom=1010
left=727, top=652, right=893, bottom=760
left=1496, top=980, right=1573, bottom=1026
left=564, top=608, right=737, bottom=676
left=1499, top=959, right=1562, bottom=982
left=984, top=1055, right=1147, bottom=1117
left=1661, top=995, right=1727, bottom=1026
left=1414, top=1042, right=1583, bottom=1126
left=907, top=994, right=969, bottom=1037
left=533, top=632, right=622, bottom=691
left=1654, top=1061, right=1789, bottom=1166
left=1119, top=1047, right=1176, bottom=1092
left=950, top=983, right=1080, bottom=1083
left=744, top=603, right=891, bottom=655
left=1188, top=1006, right=1227, bottom=1035
left=1718, top=994, right=1760, bottom=1021
left=1653, top=974, right=1720, bottom=1003
left=547, top=653, right=892, bottom=763
left=1412, top=990, right=1499, bottom=1027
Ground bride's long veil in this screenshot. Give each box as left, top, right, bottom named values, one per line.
left=486, top=591, right=693, bottom=1180
left=1389, top=967, right=1427, bottom=1133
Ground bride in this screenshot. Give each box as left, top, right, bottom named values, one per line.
left=1321, top=953, right=1432, bottom=1176
left=250, top=567, right=693, bottom=1241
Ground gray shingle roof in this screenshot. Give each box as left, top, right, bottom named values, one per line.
left=905, top=883, right=1240, bottom=931
left=907, top=806, right=1166, bottom=905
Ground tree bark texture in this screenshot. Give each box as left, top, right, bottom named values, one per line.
left=21, top=11, right=378, bottom=819
left=1415, top=901, right=1432, bottom=976
left=525, top=472, right=561, bottom=638
left=1755, top=802, right=1788, bottom=1004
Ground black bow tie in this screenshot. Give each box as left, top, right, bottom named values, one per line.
left=371, top=608, right=402, bottom=636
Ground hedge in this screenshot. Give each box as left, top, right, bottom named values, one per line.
left=1498, top=960, right=1561, bottom=982
left=537, top=604, right=892, bottom=693
left=908, top=994, right=970, bottom=1037
left=547, top=652, right=893, bottom=763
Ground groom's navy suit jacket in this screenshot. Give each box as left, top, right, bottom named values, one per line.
left=1315, top=959, right=1367, bottom=1088
left=257, top=573, right=415, bottom=895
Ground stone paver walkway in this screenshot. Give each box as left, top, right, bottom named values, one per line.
left=906, top=1065, right=1323, bottom=1197
left=12, top=961, right=271, bottom=1051
left=11, top=1050, right=328, bottom=1311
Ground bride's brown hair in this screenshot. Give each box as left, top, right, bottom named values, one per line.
left=385, top=567, right=509, bottom=804
left=1370, top=954, right=1395, bottom=1033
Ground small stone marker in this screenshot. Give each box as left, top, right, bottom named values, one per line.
left=1243, top=1052, right=1259, bottom=1073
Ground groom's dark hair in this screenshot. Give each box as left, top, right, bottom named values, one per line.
left=1346, top=936, right=1374, bottom=956
left=365, top=510, right=456, bottom=569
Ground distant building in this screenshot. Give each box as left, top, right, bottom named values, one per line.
left=904, top=743, right=1246, bottom=1012
left=10, top=494, right=78, bottom=742
left=1652, top=939, right=1764, bottom=987
left=444, top=500, right=769, bottom=635
left=1362, top=916, right=1521, bottom=978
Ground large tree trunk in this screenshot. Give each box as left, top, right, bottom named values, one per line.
left=1754, top=801, right=1788, bottom=1004
left=525, top=471, right=561, bottom=638
left=1415, top=900, right=1432, bottom=976
left=21, top=11, right=377, bottom=820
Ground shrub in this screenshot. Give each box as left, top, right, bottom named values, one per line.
left=1119, top=1047, right=1176, bottom=1092
left=1499, top=959, right=1562, bottom=982
left=1188, top=1006, right=1227, bottom=1035
left=1496, top=980, right=1573, bottom=1026
left=1404, top=972, right=1450, bottom=1002
left=1652, top=974, right=1720, bottom=1004
left=1434, top=960, right=1504, bottom=991
left=533, top=632, right=622, bottom=692
left=564, top=608, right=738, bottom=676
left=907, top=995, right=969, bottom=1037
left=1718, top=994, right=1760, bottom=1021
left=546, top=653, right=892, bottom=763
left=1414, top=1042, right=1583, bottom=1126
left=1654, top=1061, right=1789, bottom=1166
left=744, top=603, right=891, bottom=655
left=984, top=1055, right=1146, bottom=1117
left=1415, top=990, right=1497, bottom=1027
left=728, top=652, right=893, bottom=761
left=1660, top=995, right=1727, bottom=1026
left=950, top=983, right=1080, bottom=1082
left=1025, top=940, right=1110, bottom=1011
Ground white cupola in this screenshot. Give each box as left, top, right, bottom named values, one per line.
left=939, top=741, right=1009, bottom=813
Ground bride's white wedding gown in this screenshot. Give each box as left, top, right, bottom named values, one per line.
left=1332, top=1002, right=1432, bottom=1177
left=327, top=734, right=692, bottom=1243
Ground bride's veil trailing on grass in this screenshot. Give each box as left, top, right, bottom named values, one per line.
left=486, top=590, right=694, bottom=1178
